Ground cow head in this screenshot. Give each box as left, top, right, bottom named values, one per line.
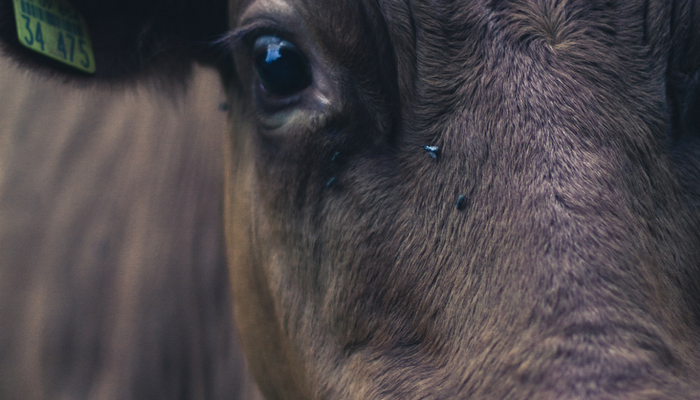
left=3, top=0, right=700, bottom=398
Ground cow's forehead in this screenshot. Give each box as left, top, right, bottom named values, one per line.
left=227, top=0, right=644, bottom=100
left=225, top=0, right=664, bottom=169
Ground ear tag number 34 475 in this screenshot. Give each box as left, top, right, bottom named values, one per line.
left=12, top=0, right=95, bottom=73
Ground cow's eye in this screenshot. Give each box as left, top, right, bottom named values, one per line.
left=253, top=36, right=312, bottom=97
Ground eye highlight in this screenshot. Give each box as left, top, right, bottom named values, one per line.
left=253, top=36, right=312, bottom=97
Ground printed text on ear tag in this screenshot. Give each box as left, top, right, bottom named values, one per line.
left=12, top=0, right=96, bottom=74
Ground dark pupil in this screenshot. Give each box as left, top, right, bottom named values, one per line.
left=254, top=46, right=312, bottom=96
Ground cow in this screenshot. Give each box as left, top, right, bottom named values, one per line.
left=3, top=0, right=700, bottom=398
left=0, top=60, right=262, bottom=399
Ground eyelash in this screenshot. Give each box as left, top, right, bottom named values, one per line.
left=218, top=23, right=291, bottom=55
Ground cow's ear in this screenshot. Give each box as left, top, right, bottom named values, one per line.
left=0, top=0, right=229, bottom=82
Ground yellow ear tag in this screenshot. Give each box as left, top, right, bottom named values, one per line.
left=12, top=0, right=96, bottom=74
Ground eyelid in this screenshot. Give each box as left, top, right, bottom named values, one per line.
left=219, top=20, right=290, bottom=51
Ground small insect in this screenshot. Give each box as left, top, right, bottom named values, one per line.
left=424, top=145, right=440, bottom=159
left=456, top=194, right=466, bottom=210
left=326, top=177, right=338, bottom=188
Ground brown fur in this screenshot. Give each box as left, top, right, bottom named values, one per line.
left=0, top=60, right=260, bottom=399
left=3, top=0, right=700, bottom=398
